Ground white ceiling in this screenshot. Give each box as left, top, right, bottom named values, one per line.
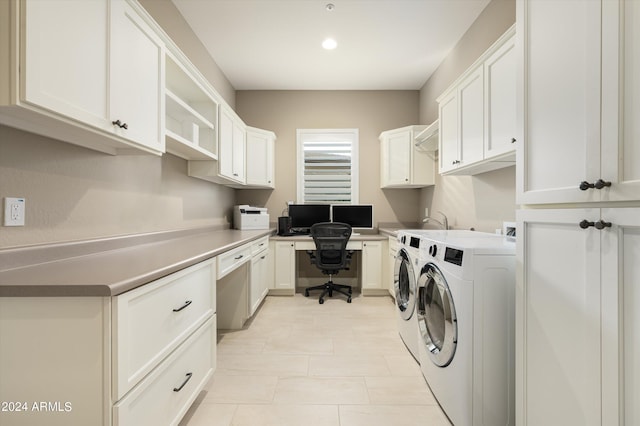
left=171, top=0, right=491, bottom=91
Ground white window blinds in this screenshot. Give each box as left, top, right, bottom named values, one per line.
left=297, top=129, right=359, bottom=204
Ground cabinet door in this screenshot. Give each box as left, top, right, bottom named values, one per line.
left=246, top=129, right=274, bottom=187
left=601, top=208, right=640, bottom=425
left=110, top=0, right=164, bottom=152
left=273, top=242, right=295, bottom=290
left=439, top=91, right=459, bottom=174
left=385, top=130, right=412, bottom=186
left=232, top=120, right=246, bottom=183
left=218, top=105, right=245, bottom=183
left=23, top=0, right=110, bottom=130
left=517, top=0, right=602, bottom=204
left=458, top=67, right=484, bottom=167
left=361, top=241, right=382, bottom=289
left=218, top=106, right=234, bottom=179
left=601, top=0, right=640, bottom=202
left=516, top=208, right=602, bottom=425
left=485, top=36, right=516, bottom=159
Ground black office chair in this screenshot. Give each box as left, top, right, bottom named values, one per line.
left=305, top=222, right=354, bottom=304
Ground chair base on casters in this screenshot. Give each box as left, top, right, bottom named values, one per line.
left=305, top=279, right=352, bottom=304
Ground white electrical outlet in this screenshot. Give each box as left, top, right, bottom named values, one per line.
left=4, top=197, right=25, bottom=226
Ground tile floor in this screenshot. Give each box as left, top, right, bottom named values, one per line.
left=180, top=293, right=451, bottom=426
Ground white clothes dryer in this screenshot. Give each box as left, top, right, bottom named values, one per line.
left=416, top=232, right=515, bottom=426
left=393, top=231, right=422, bottom=362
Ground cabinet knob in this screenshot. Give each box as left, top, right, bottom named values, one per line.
left=511, top=138, right=516, bottom=143
left=594, top=220, right=612, bottom=230
left=579, top=181, right=594, bottom=191
left=579, top=220, right=594, bottom=229
left=452, top=160, right=461, bottom=165
left=111, top=119, right=128, bottom=130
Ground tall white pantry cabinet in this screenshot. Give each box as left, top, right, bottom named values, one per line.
left=516, top=1, right=640, bottom=426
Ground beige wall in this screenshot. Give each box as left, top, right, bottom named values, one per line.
left=0, top=126, right=234, bottom=248
left=235, top=90, right=422, bottom=226
left=419, top=0, right=516, bottom=233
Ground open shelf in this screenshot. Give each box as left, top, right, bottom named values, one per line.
left=164, top=52, right=219, bottom=160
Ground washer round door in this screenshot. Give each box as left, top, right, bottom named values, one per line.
left=417, top=263, right=457, bottom=367
left=394, top=248, right=416, bottom=321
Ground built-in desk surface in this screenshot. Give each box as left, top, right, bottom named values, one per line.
left=0, top=227, right=274, bottom=297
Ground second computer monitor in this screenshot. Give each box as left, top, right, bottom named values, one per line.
left=331, top=204, right=374, bottom=230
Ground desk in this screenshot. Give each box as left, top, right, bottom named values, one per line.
left=269, top=234, right=391, bottom=297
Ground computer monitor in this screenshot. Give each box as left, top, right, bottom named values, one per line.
left=331, top=204, right=374, bottom=230
left=288, top=204, right=331, bottom=231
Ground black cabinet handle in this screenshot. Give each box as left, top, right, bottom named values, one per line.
left=111, top=119, right=128, bottom=130
left=172, top=300, right=192, bottom=312
left=579, top=179, right=612, bottom=191
left=173, top=372, right=193, bottom=392
left=580, top=220, right=612, bottom=230
left=234, top=254, right=244, bottom=260
left=511, top=138, right=516, bottom=143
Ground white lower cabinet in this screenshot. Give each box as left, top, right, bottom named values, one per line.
left=272, top=241, right=296, bottom=293
left=516, top=208, right=640, bottom=425
left=0, top=258, right=217, bottom=426
left=113, top=317, right=215, bottom=426
left=361, top=241, right=382, bottom=291
left=249, top=238, right=271, bottom=316
left=112, top=260, right=215, bottom=399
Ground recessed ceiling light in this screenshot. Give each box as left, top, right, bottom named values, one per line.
left=326, top=3, right=335, bottom=12
left=322, top=38, right=337, bottom=50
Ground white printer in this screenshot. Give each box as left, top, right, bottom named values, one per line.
left=233, top=205, right=270, bottom=230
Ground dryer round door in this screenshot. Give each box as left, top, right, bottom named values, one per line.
left=417, top=263, right=457, bottom=367
left=394, top=248, right=416, bottom=321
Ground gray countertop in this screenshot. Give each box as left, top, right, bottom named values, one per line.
left=0, top=228, right=274, bottom=297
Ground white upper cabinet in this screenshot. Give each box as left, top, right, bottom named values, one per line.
left=379, top=125, right=435, bottom=188
left=438, top=26, right=516, bottom=176
left=22, top=0, right=110, bottom=131
left=244, top=126, right=275, bottom=188
left=0, top=0, right=165, bottom=155
left=110, top=0, right=164, bottom=153
left=219, top=104, right=246, bottom=184
left=484, top=36, right=516, bottom=159
left=517, top=0, right=640, bottom=204
left=439, top=67, right=484, bottom=174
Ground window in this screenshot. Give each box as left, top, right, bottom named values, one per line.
left=296, top=129, right=359, bottom=204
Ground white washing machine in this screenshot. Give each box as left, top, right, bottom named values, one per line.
left=393, top=230, right=422, bottom=362
left=416, top=232, right=515, bottom=426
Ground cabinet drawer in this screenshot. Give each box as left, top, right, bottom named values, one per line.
left=217, top=243, right=251, bottom=279
left=251, top=236, right=269, bottom=256
left=114, top=317, right=215, bottom=426
left=113, top=259, right=215, bottom=400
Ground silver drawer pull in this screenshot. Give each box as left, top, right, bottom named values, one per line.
left=234, top=254, right=244, bottom=260
left=173, top=372, right=193, bottom=392
left=172, top=300, right=192, bottom=312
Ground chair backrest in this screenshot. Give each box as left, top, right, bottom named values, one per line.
left=309, top=222, right=352, bottom=273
